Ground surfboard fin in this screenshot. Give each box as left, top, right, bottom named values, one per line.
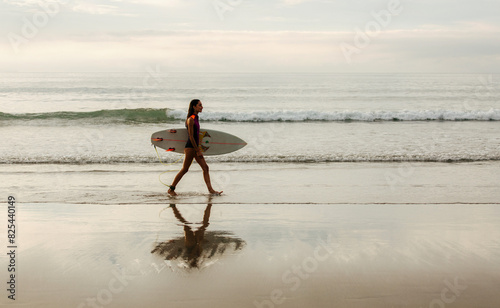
left=200, top=131, right=211, bottom=139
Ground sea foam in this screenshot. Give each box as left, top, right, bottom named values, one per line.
left=169, top=109, right=500, bottom=122
left=1, top=108, right=499, bottom=124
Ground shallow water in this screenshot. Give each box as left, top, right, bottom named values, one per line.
left=2, top=162, right=499, bottom=205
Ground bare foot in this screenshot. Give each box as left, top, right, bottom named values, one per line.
left=168, top=188, right=177, bottom=196
left=210, top=190, right=223, bottom=196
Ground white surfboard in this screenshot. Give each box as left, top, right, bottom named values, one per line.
left=151, top=128, right=246, bottom=156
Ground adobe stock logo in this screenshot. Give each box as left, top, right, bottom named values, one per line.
left=340, top=0, right=403, bottom=64
left=7, top=1, right=69, bottom=54
left=212, top=0, right=243, bottom=21
left=422, top=277, right=467, bottom=308
left=253, top=239, right=336, bottom=308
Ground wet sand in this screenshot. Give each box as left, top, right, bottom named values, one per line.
left=1, top=162, right=500, bottom=307
left=2, top=202, right=500, bottom=307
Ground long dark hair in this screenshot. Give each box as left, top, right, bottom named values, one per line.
left=187, top=99, right=201, bottom=119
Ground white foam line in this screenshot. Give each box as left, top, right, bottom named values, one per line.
left=168, top=109, right=500, bottom=122
left=23, top=201, right=500, bottom=205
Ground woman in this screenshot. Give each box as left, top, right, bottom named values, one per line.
left=168, top=99, right=222, bottom=196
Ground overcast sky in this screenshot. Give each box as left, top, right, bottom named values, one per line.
left=1, top=0, right=499, bottom=72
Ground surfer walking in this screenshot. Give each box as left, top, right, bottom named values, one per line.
left=168, top=99, right=223, bottom=196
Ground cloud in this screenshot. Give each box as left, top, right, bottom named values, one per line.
left=68, top=0, right=140, bottom=16
left=124, top=0, right=187, bottom=8
left=3, top=0, right=43, bottom=7
left=279, top=0, right=318, bottom=6
left=1, top=0, right=499, bottom=74
left=72, top=3, right=122, bottom=15
left=2, top=28, right=499, bottom=73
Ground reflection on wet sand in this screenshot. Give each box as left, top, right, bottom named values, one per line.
left=151, top=202, right=246, bottom=269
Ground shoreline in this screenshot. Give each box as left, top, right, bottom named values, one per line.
left=2, top=161, right=499, bottom=205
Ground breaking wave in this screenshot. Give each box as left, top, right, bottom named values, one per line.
left=1, top=108, right=500, bottom=124
left=0, top=108, right=170, bottom=124
left=170, top=109, right=500, bottom=122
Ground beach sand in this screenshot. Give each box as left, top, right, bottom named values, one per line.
left=1, top=162, right=500, bottom=307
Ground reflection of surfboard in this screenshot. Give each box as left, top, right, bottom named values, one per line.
left=151, top=128, right=246, bottom=156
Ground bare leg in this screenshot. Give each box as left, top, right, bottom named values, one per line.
left=168, top=148, right=195, bottom=196
left=194, top=153, right=223, bottom=195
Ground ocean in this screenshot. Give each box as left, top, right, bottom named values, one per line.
left=2, top=72, right=500, bottom=307
left=1, top=72, right=499, bottom=165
